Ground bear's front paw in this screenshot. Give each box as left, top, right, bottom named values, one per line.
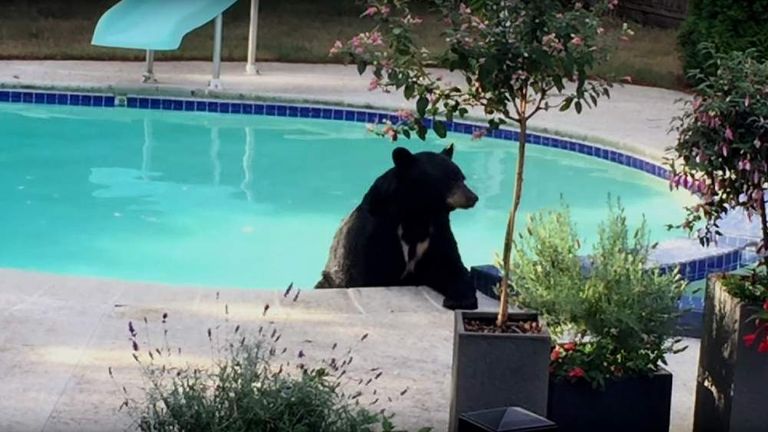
left=442, top=295, right=478, bottom=311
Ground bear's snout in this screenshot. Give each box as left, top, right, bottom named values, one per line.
left=446, top=183, right=478, bottom=209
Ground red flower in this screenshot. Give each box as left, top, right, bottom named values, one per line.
left=568, top=367, right=585, bottom=379
left=763, top=300, right=768, bottom=311
left=759, top=339, right=768, bottom=353
left=562, top=342, right=576, bottom=352
left=550, top=347, right=561, bottom=361
left=744, top=333, right=757, bottom=347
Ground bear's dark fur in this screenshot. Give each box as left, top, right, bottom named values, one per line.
left=316, top=144, right=479, bottom=310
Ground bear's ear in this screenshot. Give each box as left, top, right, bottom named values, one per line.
left=441, top=143, right=454, bottom=160
left=392, top=147, right=414, bottom=170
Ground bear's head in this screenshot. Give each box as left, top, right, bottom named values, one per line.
left=367, top=144, right=478, bottom=217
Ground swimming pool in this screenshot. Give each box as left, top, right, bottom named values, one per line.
left=0, top=101, right=694, bottom=288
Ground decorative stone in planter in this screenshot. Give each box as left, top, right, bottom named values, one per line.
left=449, top=311, right=550, bottom=432
left=547, top=368, right=673, bottom=432
left=693, top=275, right=768, bottom=432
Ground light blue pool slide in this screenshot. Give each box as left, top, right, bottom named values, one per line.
left=92, top=0, right=238, bottom=50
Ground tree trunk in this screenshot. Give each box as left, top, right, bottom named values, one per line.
left=497, top=119, right=527, bottom=327
left=758, top=188, right=768, bottom=269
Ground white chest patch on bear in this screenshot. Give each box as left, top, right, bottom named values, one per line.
left=398, top=225, right=430, bottom=279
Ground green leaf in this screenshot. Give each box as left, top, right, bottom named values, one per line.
left=560, top=97, right=573, bottom=112
left=404, top=84, right=415, bottom=100
left=402, top=129, right=411, bottom=139
left=416, top=124, right=427, bottom=140
left=433, top=120, right=447, bottom=138
left=575, top=100, right=582, bottom=114
left=416, top=96, right=429, bottom=117
left=356, top=62, right=367, bottom=75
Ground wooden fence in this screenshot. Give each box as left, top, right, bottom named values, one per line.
left=620, top=0, right=689, bottom=28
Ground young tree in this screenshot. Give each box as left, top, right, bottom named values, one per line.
left=669, top=47, right=768, bottom=268
left=332, top=0, right=624, bottom=327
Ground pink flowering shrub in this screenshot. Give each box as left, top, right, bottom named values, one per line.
left=669, top=47, right=768, bottom=253
left=331, top=0, right=628, bottom=327
left=670, top=46, right=768, bottom=353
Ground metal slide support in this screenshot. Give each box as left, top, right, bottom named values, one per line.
left=209, top=13, right=224, bottom=90
left=246, top=0, right=260, bottom=75
left=142, top=49, right=157, bottom=83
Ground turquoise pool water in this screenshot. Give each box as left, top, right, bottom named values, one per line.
left=0, top=103, right=693, bottom=289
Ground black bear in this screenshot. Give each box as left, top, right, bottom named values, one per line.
left=316, top=144, right=479, bottom=310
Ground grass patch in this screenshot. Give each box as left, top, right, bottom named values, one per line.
left=1, top=0, right=685, bottom=90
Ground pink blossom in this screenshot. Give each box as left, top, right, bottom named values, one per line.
left=403, top=14, right=423, bottom=25
left=395, top=109, right=415, bottom=121
left=471, top=129, right=487, bottom=140
left=692, top=97, right=702, bottom=111
left=368, top=78, right=380, bottom=91
left=721, top=142, right=729, bottom=157
left=370, top=31, right=384, bottom=46
left=738, top=159, right=752, bottom=171
left=724, top=126, right=734, bottom=141
left=351, top=35, right=362, bottom=48
left=329, top=40, right=343, bottom=56
left=608, top=0, right=619, bottom=10
left=380, top=5, right=390, bottom=15
left=745, top=95, right=751, bottom=107
left=361, top=6, right=378, bottom=17
left=382, top=125, right=397, bottom=141
left=597, top=27, right=605, bottom=35
left=570, top=35, right=584, bottom=47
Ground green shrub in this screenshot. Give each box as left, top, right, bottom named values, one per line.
left=114, top=304, right=425, bottom=432
left=678, top=0, right=768, bottom=80
left=126, top=341, right=399, bottom=432
left=511, top=200, right=687, bottom=388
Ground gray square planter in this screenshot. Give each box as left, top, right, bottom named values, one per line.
left=449, top=310, right=551, bottom=432
left=693, top=275, right=768, bottom=432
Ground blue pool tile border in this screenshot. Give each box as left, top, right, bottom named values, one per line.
left=0, top=90, right=117, bottom=109
left=0, top=90, right=669, bottom=181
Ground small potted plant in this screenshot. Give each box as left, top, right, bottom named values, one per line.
left=668, top=46, right=768, bottom=432
left=512, top=201, right=686, bottom=432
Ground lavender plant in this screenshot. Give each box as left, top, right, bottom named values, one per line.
left=111, top=286, right=428, bottom=432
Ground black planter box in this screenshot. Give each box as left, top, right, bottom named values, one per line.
left=458, top=406, right=557, bottom=431
left=693, top=275, right=768, bottom=432
left=450, top=311, right=551, bottom=432
left=547, top=368, right=672, bottom=432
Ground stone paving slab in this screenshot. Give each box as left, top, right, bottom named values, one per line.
left=0, top=268, right=697, bottom=432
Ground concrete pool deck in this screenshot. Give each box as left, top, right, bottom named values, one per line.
left=0, top=60, right=689, bottom=162
left=0, top=268, right=698, bottom=432
left=0, top=60, right=700, bottom=431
